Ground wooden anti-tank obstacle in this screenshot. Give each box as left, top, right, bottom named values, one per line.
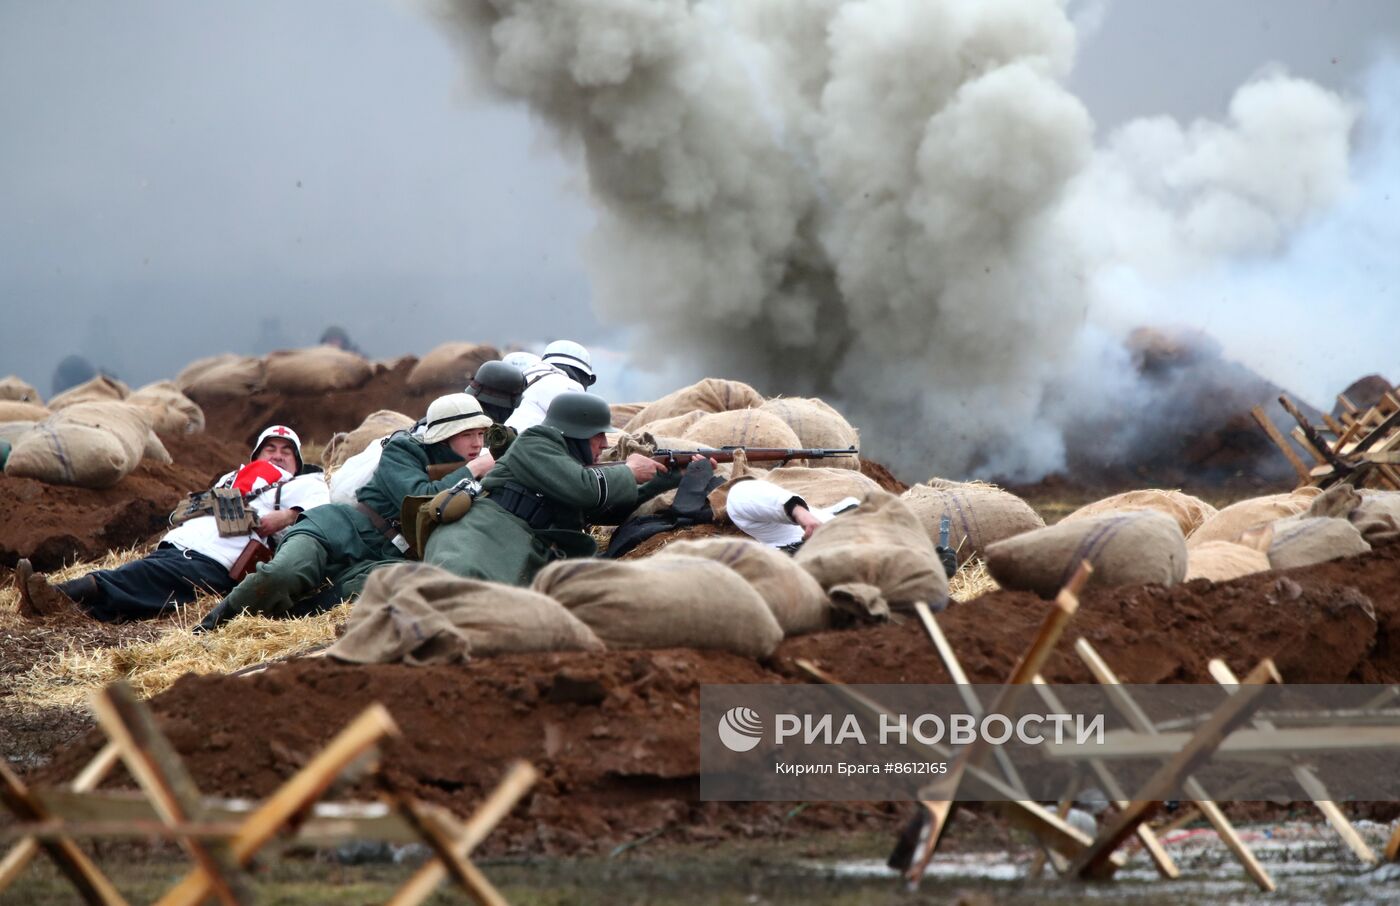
left=0, top=680, right=537, bottom=905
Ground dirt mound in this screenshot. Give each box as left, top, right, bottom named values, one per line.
left=858, top=457, right=907, bottom=493
left=0, top=432, right=246, bottom=569
left=33, top=541, right=1399, bottom=856
left=195, top=357, right=430, bottom=449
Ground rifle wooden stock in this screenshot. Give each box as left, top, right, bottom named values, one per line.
left=425, top=462, right=467, bottom=480
left=650, top=446, right=858, bottom=465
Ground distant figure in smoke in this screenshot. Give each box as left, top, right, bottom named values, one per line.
left=506, top=340, right=596, bottom=432
left=319, top=325, right=365, bottom=357
left=50, top=354, right=97, bottom=396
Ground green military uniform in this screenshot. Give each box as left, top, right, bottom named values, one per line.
left=424, top=424, right=681, bottom=586
left=202, top=433, right=475, bottom=626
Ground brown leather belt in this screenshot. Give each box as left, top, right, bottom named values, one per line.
left=353, top=501, right=400, bottom=541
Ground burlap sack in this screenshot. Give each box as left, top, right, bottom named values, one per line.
left=177, top=354, right=266, bottom=400
left=406, top=342, right=502, bottom=391
left=639, top=410, right=708, bottom=437
left=322, top=409, right=415, bottom=469
left=986, top=511, right=1187, bottom=598
left=794, top=490, right=948, bottom=613
left=623, top=378, right=765, bottom=432
left=127, top=381, right=205, bottom=436
left=759, top=397, right=860, bottom=469
left=4, top=402, right=158, bottom=488
left=682, top=409, right=803, bottom=453
left=611, top=402, right=647, bottom=430
left=1184, top=541, right=1272, bottom=583
left=0, top=401, right=49, bottom=422
left=656, top=537, right=832, bottom=636
left=0, top=376, right=41, bottom=404
left=47, top=375, right=130, bottom=410
left=1267, top=516, right=1372, bottom=570
left=263, top=346, right=372, bottom=395
left=0, top=422, right=35, bottom=446
left=1351, top=491, right=1400, bottom=545
left=327, top=562, right=603, bottom=665
left=533, top=555, right=784, bottom=657
left=900, top=480, right=1044, bottom=565
left=1061, top=489, right=1217, bottom=538
left=1187, top=490, right=1322, bottom=548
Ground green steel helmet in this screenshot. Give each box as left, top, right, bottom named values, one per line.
left=542, top=392, right=612, bottom=440
left=467, top=360, right=526, bottom=409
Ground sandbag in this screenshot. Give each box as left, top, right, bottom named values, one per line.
left=177, top=354, right=265, bottom=401
left=127, top=381, right=205, bottom=436
left=47, top=375, right=130, bottom=410
left=0, top=376, right=41, bottom=404
left=263, top=346, right=372, bottom=395
left=638, top=410, right=708, bottom=438
left=901, top=480, right=1044, bottom=565
left=759, top=397, right=860, bottom=469
left=1187, top=490, right=1322, bottom=548
left=1184, top=540, right=1272, bottom=583
left=682, top=409, right=803, bottom=452
left=1062, top=489, right=1217, bottom=538
left=406, top=342, right=501, bottom=391
left=0, top=422, right=35, bottom=447
left=623, top=378, right=765, bottom=432
left=322, top=409, right=415, bottom=470
left=533, top=555, right=784, bottom=657
left=794, top=490, right=948, bottom=613
left=1351, top=490, right=1400, bottom=545
left=327, top=562, right=603, bottom=665
left=0, top=401, right=49, bottom=422
left=986, top=511, right=1187, bottom=598
left=1268, top=516, right=1372, bottom=570
left=4, top=402, right=157, bottom=488
left=611, top=402, right=647, bottom=430
left=656, top=537, right=832, bottom=636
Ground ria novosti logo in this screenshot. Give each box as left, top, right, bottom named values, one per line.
left=717, top=706, right=764, bottom=752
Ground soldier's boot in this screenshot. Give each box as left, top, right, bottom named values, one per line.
left=15, top=559, right=79, bottom=619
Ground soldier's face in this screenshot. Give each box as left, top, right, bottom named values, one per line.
left=256, top=439, right=298, bottom=473
left=449, top=428, right=486, bottom=460
left=589, top=432, right=607, bottom=460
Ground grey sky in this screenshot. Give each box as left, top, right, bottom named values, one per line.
left=1, top=0, right=1395, bottom=394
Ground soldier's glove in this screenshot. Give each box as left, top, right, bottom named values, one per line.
left=193, top=601, right=237, bottom=634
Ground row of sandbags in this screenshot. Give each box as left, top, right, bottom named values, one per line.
left=978, top=484, right=1397, bottom=597
left=1, top=374, right=209, bottom=488
left=330, top=486, right=953, bottom=664
left=175, top=341, right=501, bottom=400
left=613, top=378, right=862, bottom=471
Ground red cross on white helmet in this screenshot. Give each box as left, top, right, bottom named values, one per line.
left=251, top=425, right=304, bottom=471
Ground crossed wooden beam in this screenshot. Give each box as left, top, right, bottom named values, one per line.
left=798, top=559, right=1388, bottom=891
left=0, top=681, right=537, bottom=905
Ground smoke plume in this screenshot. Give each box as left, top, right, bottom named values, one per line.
left=429, top=0, right=1367, bottom=480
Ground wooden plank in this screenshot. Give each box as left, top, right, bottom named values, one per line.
left=913, top=602, right=1026, bottom=796
left=394, top=798, right=510, bottom=906
left=1032, top=677, right=1179, bottom=880
left=1337, top=393, right=1359, bottom=416
left=1352, top=406, right=1400, bottom=455
left=156, top=703, right=400, bottom=906
left=0, top=761, right=128, bottom=906
left=90, top=683, right=248, bottom=906
left=1074, top=641, right=1278, bottom=891
left=792, top=659, right=1125, bottom=868
left=1281, top=395, right=1352, bottom=476
left=1321, top=412, right=1347, bottom=440
left=0, top=743, right=119, bottom=895
left=1043, top=724, right=1400, bottom=759
left=1209, top=659, right=1377, bottom=865
left=387, top=762, right=538, bottom=906
left=1291, top=426, right=1329, bottom=465
left=904, top=562, right=1091, bottom=883
left=1251, top=406, right=1313, bottom=484
left=1068, top=659, right=1279, bottom=882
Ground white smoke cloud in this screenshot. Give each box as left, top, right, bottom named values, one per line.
left=427, top=0, right=1370, bottom=481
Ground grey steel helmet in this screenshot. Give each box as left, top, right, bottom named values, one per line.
left=467, top=360, right=526, bottom=409
left=542, top=392, right=613, bottom=440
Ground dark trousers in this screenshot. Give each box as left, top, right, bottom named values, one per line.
left=76, top=543, right=236, bottom=623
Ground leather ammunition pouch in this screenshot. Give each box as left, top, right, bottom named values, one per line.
left=170, top=478, right=285, bottom=537
left=486, top=481, right=556, bottom=531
